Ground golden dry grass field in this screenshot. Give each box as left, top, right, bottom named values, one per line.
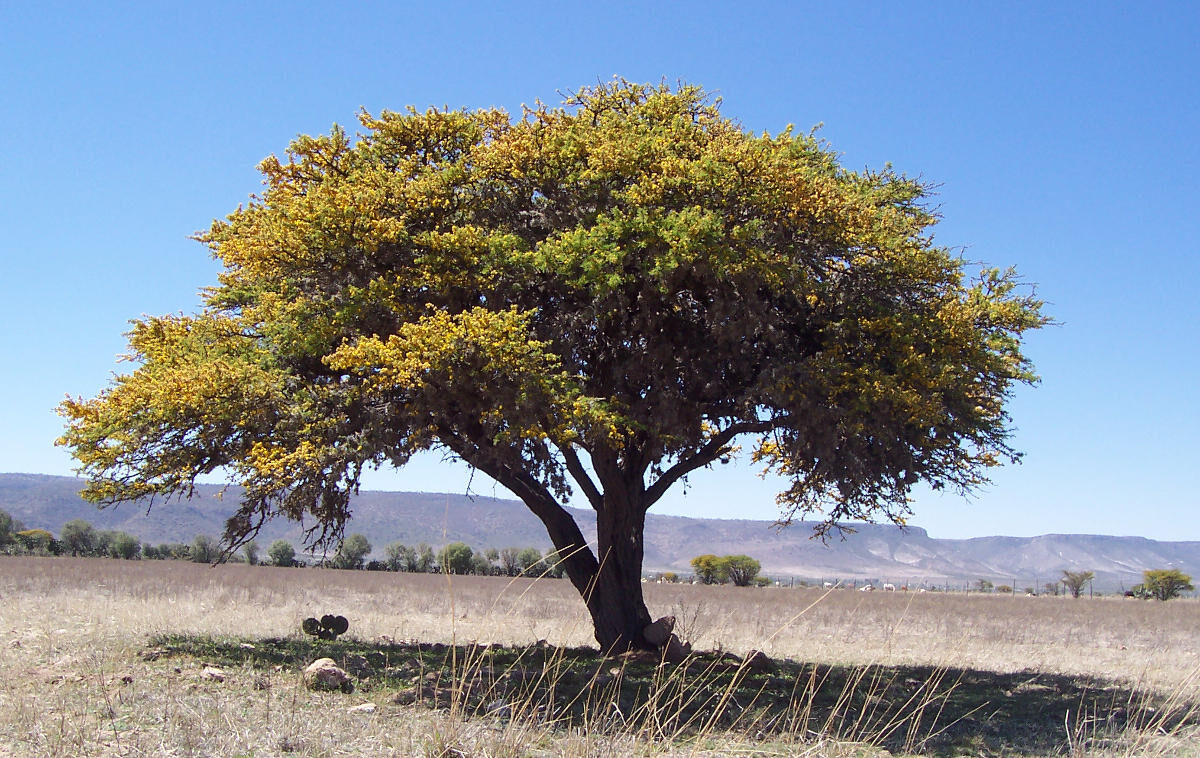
left=1, top=557, right=1197, bottom=757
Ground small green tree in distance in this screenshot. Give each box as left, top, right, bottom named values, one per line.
left=58, top=80, right=1047, bottom=651
left=267, top=539, right=295, bottom=567
left=691, top=554, right=727, bottom=585
left=1138, top=569, right=1194, bottom=601
left=1061, top=570, right=1094, bottom=598
left=723, top=555, right=762, bottom=587
left=60, top=519, right=97, bottom=556
left=439, top=542, right=474, bottom=574
left=331, top=533, right=371, bottom=569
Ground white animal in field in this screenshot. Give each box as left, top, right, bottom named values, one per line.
left=859, top=584, right=874, bottom=592
left=882, top=583, right=896, bottom=592
left=823, top=582, right=834, bottom=589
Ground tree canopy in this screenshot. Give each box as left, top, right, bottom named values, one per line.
left=58, top=80, right=1045, bottom=650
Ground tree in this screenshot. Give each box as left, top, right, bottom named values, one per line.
left=499, top=547, right=523, bottom=577
left=516, top=547, right=543, bottom=575
left=110, top=531, right=141, bottom=560
left=242, top=539, right=260, bottom=565
left=723, top=555, right=762, bottom=587
left=331, top=533, right=371, bottom=569
left=691, top=554, right=727, bottom=585
left=976, top=579, right=994, bottom=593
left=191, top=534, right=219, bottom=563
left=15, top=529, right=55, bottom=554
left=0, top=508, right=23, bottom=547
left=60, top=519, right=97, bottom=557
left=267, top=539, right=296, bottom=567
left=1061, top=570, right=1094, bottom=599
left=1140, top=569, right=1194, bottom=601
left=384, top=541, right=412, bottom=571
left=58, top=80, right=1045, bottom=651
left=414, top=543, right=436, bottom=573
left=439, top=542, right=474, bottom=574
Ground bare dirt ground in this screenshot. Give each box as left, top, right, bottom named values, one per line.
left=1, top=557, right=1196, bottom=756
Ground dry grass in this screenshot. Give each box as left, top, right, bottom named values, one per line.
left=0, top=557, right=1197, bottom=757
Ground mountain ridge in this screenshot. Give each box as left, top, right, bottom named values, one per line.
left=3, top=473, right=1194, bottom=592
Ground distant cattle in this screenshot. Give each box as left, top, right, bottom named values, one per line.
left=859, top=584, right=874, bottom=592
left=882, top=583, right=896, bottom=592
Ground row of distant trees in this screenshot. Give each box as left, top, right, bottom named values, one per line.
left=975, top=568, right=1193, bottom=601
left=689, top=554, right=766, bottom=586
left=0, top=511, right=564, bottom=577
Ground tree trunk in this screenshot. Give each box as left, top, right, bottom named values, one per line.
left=517, top=489, right=653, bottom=651
left=586, top=490, right=654, bottom=651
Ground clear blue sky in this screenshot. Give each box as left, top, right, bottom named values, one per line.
left=2, top=2, right=1197, bottom=540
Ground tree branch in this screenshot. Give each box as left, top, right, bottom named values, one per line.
left=643, top=418, right=782, bottom=509
left=558, top=442, right=604, bottom=511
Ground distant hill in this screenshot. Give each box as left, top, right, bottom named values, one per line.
left=3, top=473, right=1196, bottom=592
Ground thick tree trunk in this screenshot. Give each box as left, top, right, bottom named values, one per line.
left=586, top=489, right=654, bottom=651
left=517, top=488, right=653, bottom=651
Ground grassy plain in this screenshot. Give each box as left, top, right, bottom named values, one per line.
left=0, top=557, right=1196, bottom=756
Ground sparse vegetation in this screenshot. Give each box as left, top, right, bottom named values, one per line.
left=1062, top=569, right=1095, bottom=598
left=0, top=556, right=1197, bottom=757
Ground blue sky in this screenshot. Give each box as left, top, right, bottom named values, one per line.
left=2, top=2, right=1197, bottom=540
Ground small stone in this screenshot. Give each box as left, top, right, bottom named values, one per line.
left=346, top=702, right=376, bottom=713
left=239, top=642, right=256, bottom=650
left=303, top=658, right=352, bottom=692
left=201, top=667, right=227, bottom=682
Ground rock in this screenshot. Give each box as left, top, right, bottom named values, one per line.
left=238, top=642, right=256, bottom=650
left=201, top=667, right=227, bottom=682
left=663, top=633, right=692, bottom=664
left=8, top=639, right=21, bottom=649
left=344, top=654, right=372, bottom=676
left=303, top=658, right=353, bottom=692
left=643, top=616, right=676, bottom=647
left=743, top=650, right=773, bottom=672
left=347, top=702, right=376, bottom=713
left=392, top=682, right=437, bottom=704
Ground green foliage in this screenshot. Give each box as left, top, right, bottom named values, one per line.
left=1140, top=569, right=1194, bottom=601
left=1060, top=570, right=1094, bottom=598
left=384, top=541, right=411, bottom=571
left=0, top=508, right=22, bottom=547
left=660, top=572, right=679, bottom=583
left=691, top=554, right=727, bottom=585
left=57, top=80, right=1047, bottom=648
left=470, top=552, right=494, bottom=576
left=976, top=579, right=994, bottom=592
left=414, top=543, right=435, bottom=573
left=439, top=541, right=474, bottom=574
left=267, top=539, right=295, bottom=567
left=15, top=529, right=55, bottom=554
left=242, top=539, right=259, bottom=565
left=60, top=518, right=96, bottom=556
left=109, top=531, right=141, bottom=559
left=516, top=547, right=543, bottom=574
left=331, top=533, right=371, bottom=569
left=722, top=555, right=762, bottom=586
left=191, top=534, right=219, bottom=563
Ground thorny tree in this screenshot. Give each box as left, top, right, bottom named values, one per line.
left=59, top=81, right=1046, bottom=651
